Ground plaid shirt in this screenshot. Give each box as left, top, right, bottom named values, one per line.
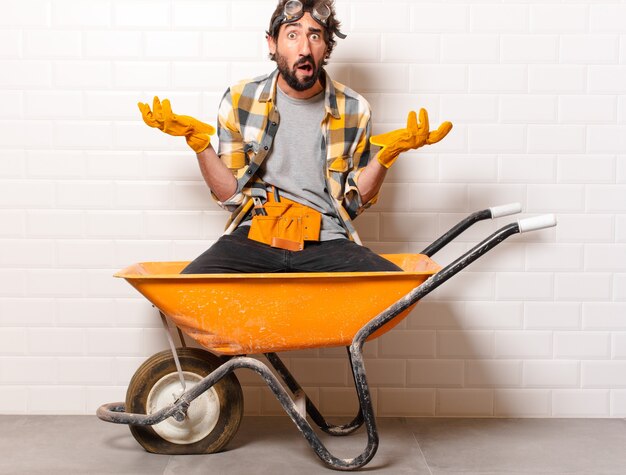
left=215, top=68, right=377, bottom=244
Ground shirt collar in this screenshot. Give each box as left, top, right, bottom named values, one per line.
left=260, top=68, right=341, bottom=120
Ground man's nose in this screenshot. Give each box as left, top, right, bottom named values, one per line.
left=299, top=37, right=312, bottom=55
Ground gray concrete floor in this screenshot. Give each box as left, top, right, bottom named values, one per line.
left=1, top=416, right=625, bottom=474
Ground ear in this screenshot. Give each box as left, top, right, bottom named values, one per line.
left=267, top=34, right=277, bottom=56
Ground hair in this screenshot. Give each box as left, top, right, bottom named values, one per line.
left=266, top=0, right=342, bottom=65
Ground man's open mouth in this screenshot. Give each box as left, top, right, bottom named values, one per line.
left=296, top=62, right=314, bottom=74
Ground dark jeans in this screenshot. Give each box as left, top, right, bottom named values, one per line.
left=181, top=226, right=402, bottom=274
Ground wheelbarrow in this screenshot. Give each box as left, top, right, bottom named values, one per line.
left=97, top=204, right=556, bottom=471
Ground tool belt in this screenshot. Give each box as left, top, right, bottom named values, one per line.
left=247, top=188, right=322, bottom=252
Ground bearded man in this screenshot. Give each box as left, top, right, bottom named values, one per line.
left=139, top=0, right=452, bottom=273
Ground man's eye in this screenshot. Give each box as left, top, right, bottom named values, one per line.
left=287, top=32, right=297, bottom=39
left=310, top=34, right=320, bottom=41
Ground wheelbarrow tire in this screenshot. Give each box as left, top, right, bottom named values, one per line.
left=126, top=347, right=243, bottom=455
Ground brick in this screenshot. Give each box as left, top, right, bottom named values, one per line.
left=588, top=185, right=626, bottom=212
left=24, top=30, right=81, bottom=58
left=559, top=95, right=616, bottom=124
left=85, top=386, right=126, bottom=414
left=498, top=154, right=555, bottom=183
left=380, top=212, right=438, bottom=241
left=0, top=387, right=28, bottom=413
left=462, top=302, right=523, bottom=330
left=437, top=331, right=494, bottom=359
left=114, top=0, right=170, bottom=28
left=442, top=35, right=499, bottom=63
left=410, top=65, right=467, bottom=93
left=378, top=388, right=435, bottom=416
left=471, top=5, right=527, bottom=33
left=85, top=93, right=140, bottom=120
left=0, top=60, right=52, bottom=88
left=86, top=329, right=144, bottom=356
left=56, top=181, right=114, bottom=208
left=332, top=33, right=379, bottom=62
left=0, top=180, right=55, bottom=208
left=0, top=239, right=55, bottom=268
left=87, top=211, right=143, bottom=238
left=494, top=390, right=551, bottom=417
left=525, top=302, right=581, bottom=330
left=0, top=149, right=25, bottom=177
left=27, top=150, right=85, bottom=178
left=0, top=0, right=49, bottom=27
left=29, top=386, right=86, bottom=414
left=408, top=360, right=464, bottom=387
left=0, top=210, right=25, bottom=238
left=407, top=183, right=468, bottom=212
left=555, top=332, right=610, bottom=359
left=27, top=270, right=84, bottom=298
left=203, top=32, right=263, bottom=60
left=526, top=244, right=582, bottom=272
left=114, top=299, right=162, bottom=329
left=352, top=2, right=410, bottom=32
left=552, top=389, right=610, bottom=417
left=115, top=182, right=172, bottom=210
left=528, top=126, right=586, bottom=153
left=24, top=90, right=83, bottom=119
left=431, top=271, right=495, bottom=302
left=496, top=273, right=553, bottom=301
left=410, top=4, right=468, bottom=32
left=583, top=303, right=626, bottom=330
left=611, top=390, right=626, bottom=417
left=114, top=240, right=172, bottom=268
left=319, top=387, right=374, bottom=417
left=523, top=361, right=579, bottom=388
left=529, top=5, right=588, bottom=33
left=588, top=126, right=626, bottom=154
left=555, top=273, right=612, bottom=301
left=528, top=65, right=585, bottom=94
left=470, top=125, right=526, bottom=153
left=363, top=359, right=406, bottom=387
left=52, top=0, right=111, bottom=27
left=585, top=244, right=626, bottom=272
left=0, top=328, right=27, bottom=355
left=468, top=243, right=525, bottom=272
left=501, top=35, right=558, bottom=63
left=582, top=362, right=626, bottom=388
left=2, top=357, right=57, bottom=384
left=145, top=32, right=201, bottom=59
left=612, top=333, right=626, bottom=359
left=171, top=61, right=230, bottom=90
left=379, top=330, right=436, bottom=358
left=26, top=210, right=85, bottom=238
left=114, top=357, right=147, bottom=385
left=28, top=328, right=86, bottom=356
left=561, top=35, right=619, bottom=64
left=113, top=62, right=170, bottom=89
left=441, top=95, right=498, bottom=123
left=57, top=357, right=114, bottom=384
left=618, top=215, right=626, bottom=242
left=469, top=65, right=527, bottom=93
left=352, top=213, right=379, bottom=241
left=407, top=301, right=465, bottom=330
left=57, top=298, right=115, bottom=327
left=528, top=184, right=584, bottom=213
left=82, top=32, right=142, bottom=58
left=556, top=214, right=614, bottom=243
left=615, top=274, right=626, bottom=302
left=88, top=151, right=142, bottom=179
left=348, top=64, right=409, bottom=93
left=494, top=331, right=553, bottom=359
left=0, top=30, right=21, bottom=58
left=590, top=5, right=626, bottom=33
left=83, top=269, right=135, bottom=298
left=290, top=358, right=347, bottom=386
left=0, top=270, right=26, bottom=297
left=142, top=211, right=203, bottom=239
left=173, top=1, right=229, bottom=28
left=57, top=240, right=115, bottom=268
left=54, top=61, right=112, bottom=88
left=466, top=360, right=522, bottom=387
left=437, top=389, right=493, bottom=416
left=382, top=34, right=440, bottom=63
left=500, top=95, right=557, bottom=123
left=558, top=155, right=615, bottom=184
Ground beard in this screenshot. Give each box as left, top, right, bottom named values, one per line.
left=275, top=50, right=323, bottom=92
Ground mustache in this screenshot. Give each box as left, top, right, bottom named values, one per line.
left=294, top=55, right=316, bottom=69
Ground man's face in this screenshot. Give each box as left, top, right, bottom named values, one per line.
left=268, top=12, right=328, bottom=92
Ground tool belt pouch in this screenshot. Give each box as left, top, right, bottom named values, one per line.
left=248, top=201, right=321, bottom=252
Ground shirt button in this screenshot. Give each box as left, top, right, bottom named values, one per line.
left=264, top=146, right=269, bottom=150
left=272, top=122, right=277, bottom=126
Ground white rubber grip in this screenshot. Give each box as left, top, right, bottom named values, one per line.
left=490, top=202, right=522, bottom=218
left=518, top=214, right=557, bottom=233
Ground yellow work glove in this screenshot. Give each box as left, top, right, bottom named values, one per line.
left=370, top=109, right=453, bottom=168
left=137, top=96, right=216, bottom=154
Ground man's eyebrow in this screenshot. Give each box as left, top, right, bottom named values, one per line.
left=284, top=22, right=323, bottom=34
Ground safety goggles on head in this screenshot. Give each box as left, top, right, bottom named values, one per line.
left=270, top=0, right=347, bottom=39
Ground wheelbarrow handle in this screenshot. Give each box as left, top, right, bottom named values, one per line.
left=518, top=213, right=557, bottom=233
left=421, top=202, right=523, bottom=257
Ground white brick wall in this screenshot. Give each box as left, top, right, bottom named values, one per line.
left=1, top=0, right=625, bottom=419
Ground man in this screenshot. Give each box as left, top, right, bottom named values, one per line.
left=139, top=0, right=452, bottom=273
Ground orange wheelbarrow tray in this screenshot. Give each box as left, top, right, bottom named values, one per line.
left=97, top=205, right=556, bottom=471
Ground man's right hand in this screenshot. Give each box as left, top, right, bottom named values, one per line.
left=138, top=96, right=216, bottom=154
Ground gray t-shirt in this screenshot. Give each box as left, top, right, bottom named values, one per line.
left=243, top=86, right=346, bottom=241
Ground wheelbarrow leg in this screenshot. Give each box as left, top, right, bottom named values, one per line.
left=265, top=352, right=364, bottom=436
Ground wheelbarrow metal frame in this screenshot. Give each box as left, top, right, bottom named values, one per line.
left=97, top=205, right=555, bottom=471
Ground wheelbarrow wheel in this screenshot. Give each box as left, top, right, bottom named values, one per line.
left=126, top=347, right=243, bottom=455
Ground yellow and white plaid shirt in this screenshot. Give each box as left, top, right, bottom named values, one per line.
left=215, top=68, right=378, bottom=244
